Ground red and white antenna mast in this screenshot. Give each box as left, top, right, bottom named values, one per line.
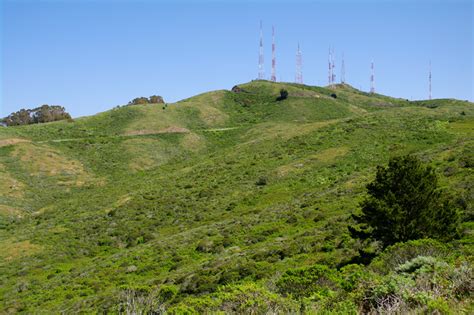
left=271, top=26, right=276, bottom=82
left=341, top=52, right=346, bottom=84
left=258, top=21, right=265, bottom=80
left=370, top=60, right=375, bottom=93
left=331, top=48, right=336, bottom=84
left=295, top=43, right=303, bottom=84
left=429, top=61, right=432, bottom=100
left=328, top=47, right=332, bottom=85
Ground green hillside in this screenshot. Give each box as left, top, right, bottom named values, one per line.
left=0, top=81, right=472, bottom=313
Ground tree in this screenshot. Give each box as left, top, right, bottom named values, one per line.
left=149, top=95, right=164, bottom=104
left=33, top=105, right=71, bottom=123
left=276, top=89, right=288, bottom=101
left=128, top=97, right=149, bottom=105
left=350, top=155, right=460, bottom=247
left=128, top=95, right=165, bottom=105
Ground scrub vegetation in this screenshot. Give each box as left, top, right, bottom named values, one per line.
left=0, top=81, right=472, bottom=313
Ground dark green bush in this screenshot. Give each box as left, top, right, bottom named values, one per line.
left=276, top=89, right=288, bottom=101
left=158, top=285, right=178, bottom=302
left=255, top=176, right=268, bottom=186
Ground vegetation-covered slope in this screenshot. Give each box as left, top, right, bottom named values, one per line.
left=0, top=81, right=472, bottom=313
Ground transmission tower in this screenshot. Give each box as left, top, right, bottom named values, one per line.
left=328, top=47, right=332, bottom=85
left=370, top=60, right=375, bottom=94
left=331, top=48, right=336, bottom=84
left=341, top=52, right=346, bottom=84
left=295, top=43, right=303, bottom=84
left=271, top=26, right=276, bottom=82
left=429, top=61, right=432, bottom=100
left=258, top=21, right=265, bottom=80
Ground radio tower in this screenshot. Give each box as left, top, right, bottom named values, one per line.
left=341, top=52, right=346, bottom=84
left=331, top=48, right=336, bottom=84
left=429, top=61, right=432, bottom=100
left=295, top=43, right=303, bottom=84
left=370, top=60, right=375, bottom=94
left=271, top=26, right=276, bottom=82
left=328, top=47, right=332, bottom=85
left=258, top=21, right=265, bottom=80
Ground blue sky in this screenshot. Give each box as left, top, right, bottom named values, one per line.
left=1, top=0, right=473, bottom=117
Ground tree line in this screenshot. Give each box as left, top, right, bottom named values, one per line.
left=1, top=105, right=72, bottom=126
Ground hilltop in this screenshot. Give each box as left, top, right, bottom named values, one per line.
left=0, top=81, right=473, bottom=313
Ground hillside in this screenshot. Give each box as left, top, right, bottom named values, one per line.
left=0, top=81, right=473, bottom=313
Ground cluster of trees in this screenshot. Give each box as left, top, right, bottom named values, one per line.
left=1, top=105, right=71, bottom=126
left=128, top=95, right=164, bottom=105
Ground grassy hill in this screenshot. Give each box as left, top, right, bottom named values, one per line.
left=0, top=81, right=472, bottom=313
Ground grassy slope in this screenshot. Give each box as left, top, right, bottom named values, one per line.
left=0, top=81, right=472, bottom=312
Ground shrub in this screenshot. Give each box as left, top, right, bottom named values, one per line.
left=116, top=289, right=165, bottom=314
left=158, top=285, right=178, bottom=302
left=196, top=239, right=217, bottom=253
left=255, top=176, right=268, bottom=186
left=276, top=89, right=288, bottom=101
left=338, top=264, right=369, bottom=291
left=170, top=283, right=299, bottom=314
left=276, top=264, right=337, bottom=298
left=349, top=155, right=460, bottom=247
left=370, top=239, right=450, bottom=274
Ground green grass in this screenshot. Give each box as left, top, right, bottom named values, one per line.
left=0, top=81, right=472, bottom=313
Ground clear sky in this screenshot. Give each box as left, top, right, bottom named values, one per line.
left=1, top=0, right=473, bottom=118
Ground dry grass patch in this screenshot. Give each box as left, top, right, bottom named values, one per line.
left=0, top=166, right=25, bottom=198
left=11, top=143, right=92, bottom=186
left=188, top=91, right=229, bottom=126
left=0, top=205, right=23, bottom=218
left=0, top=138, right=30, bottom=147
left=181, top=133, right=205, bottom=152
left=32, top=204, right=55, bottom=217
left=310, top=147, right=350, bottom=163
left=123, top=138, right=179, bottom=171
left=243, top=120, right=340, bottom=144
left=276, top=147, right=350, bottom=178
left=347, top=104, right=368, bottom=115
left=448, top=120, right=474, bottom=135
left=0, top=239, right=42, bottom=262
left=125, top=104, right=188, bottom=134
left=125, top=126, right=190, bottom=136
left=275, top=163, right=306, bottom=178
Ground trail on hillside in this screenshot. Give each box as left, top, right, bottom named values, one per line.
left=33, top=126, right=242, bottom=144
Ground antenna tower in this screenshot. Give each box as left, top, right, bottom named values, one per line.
left=258, top=21, right=265, bottom=80
left=429, top=61, right=432, bottom=100
left=295, top=43, right=303, bottom=84
left=331, top=48, right=336, bottom=84
left=328, top=48, right=332, bottom=85
left=271, top=26, right=276, bottom=82
left=341, top=52, right=346, bottom=84
left=370, top=60, right=375, bottom=93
